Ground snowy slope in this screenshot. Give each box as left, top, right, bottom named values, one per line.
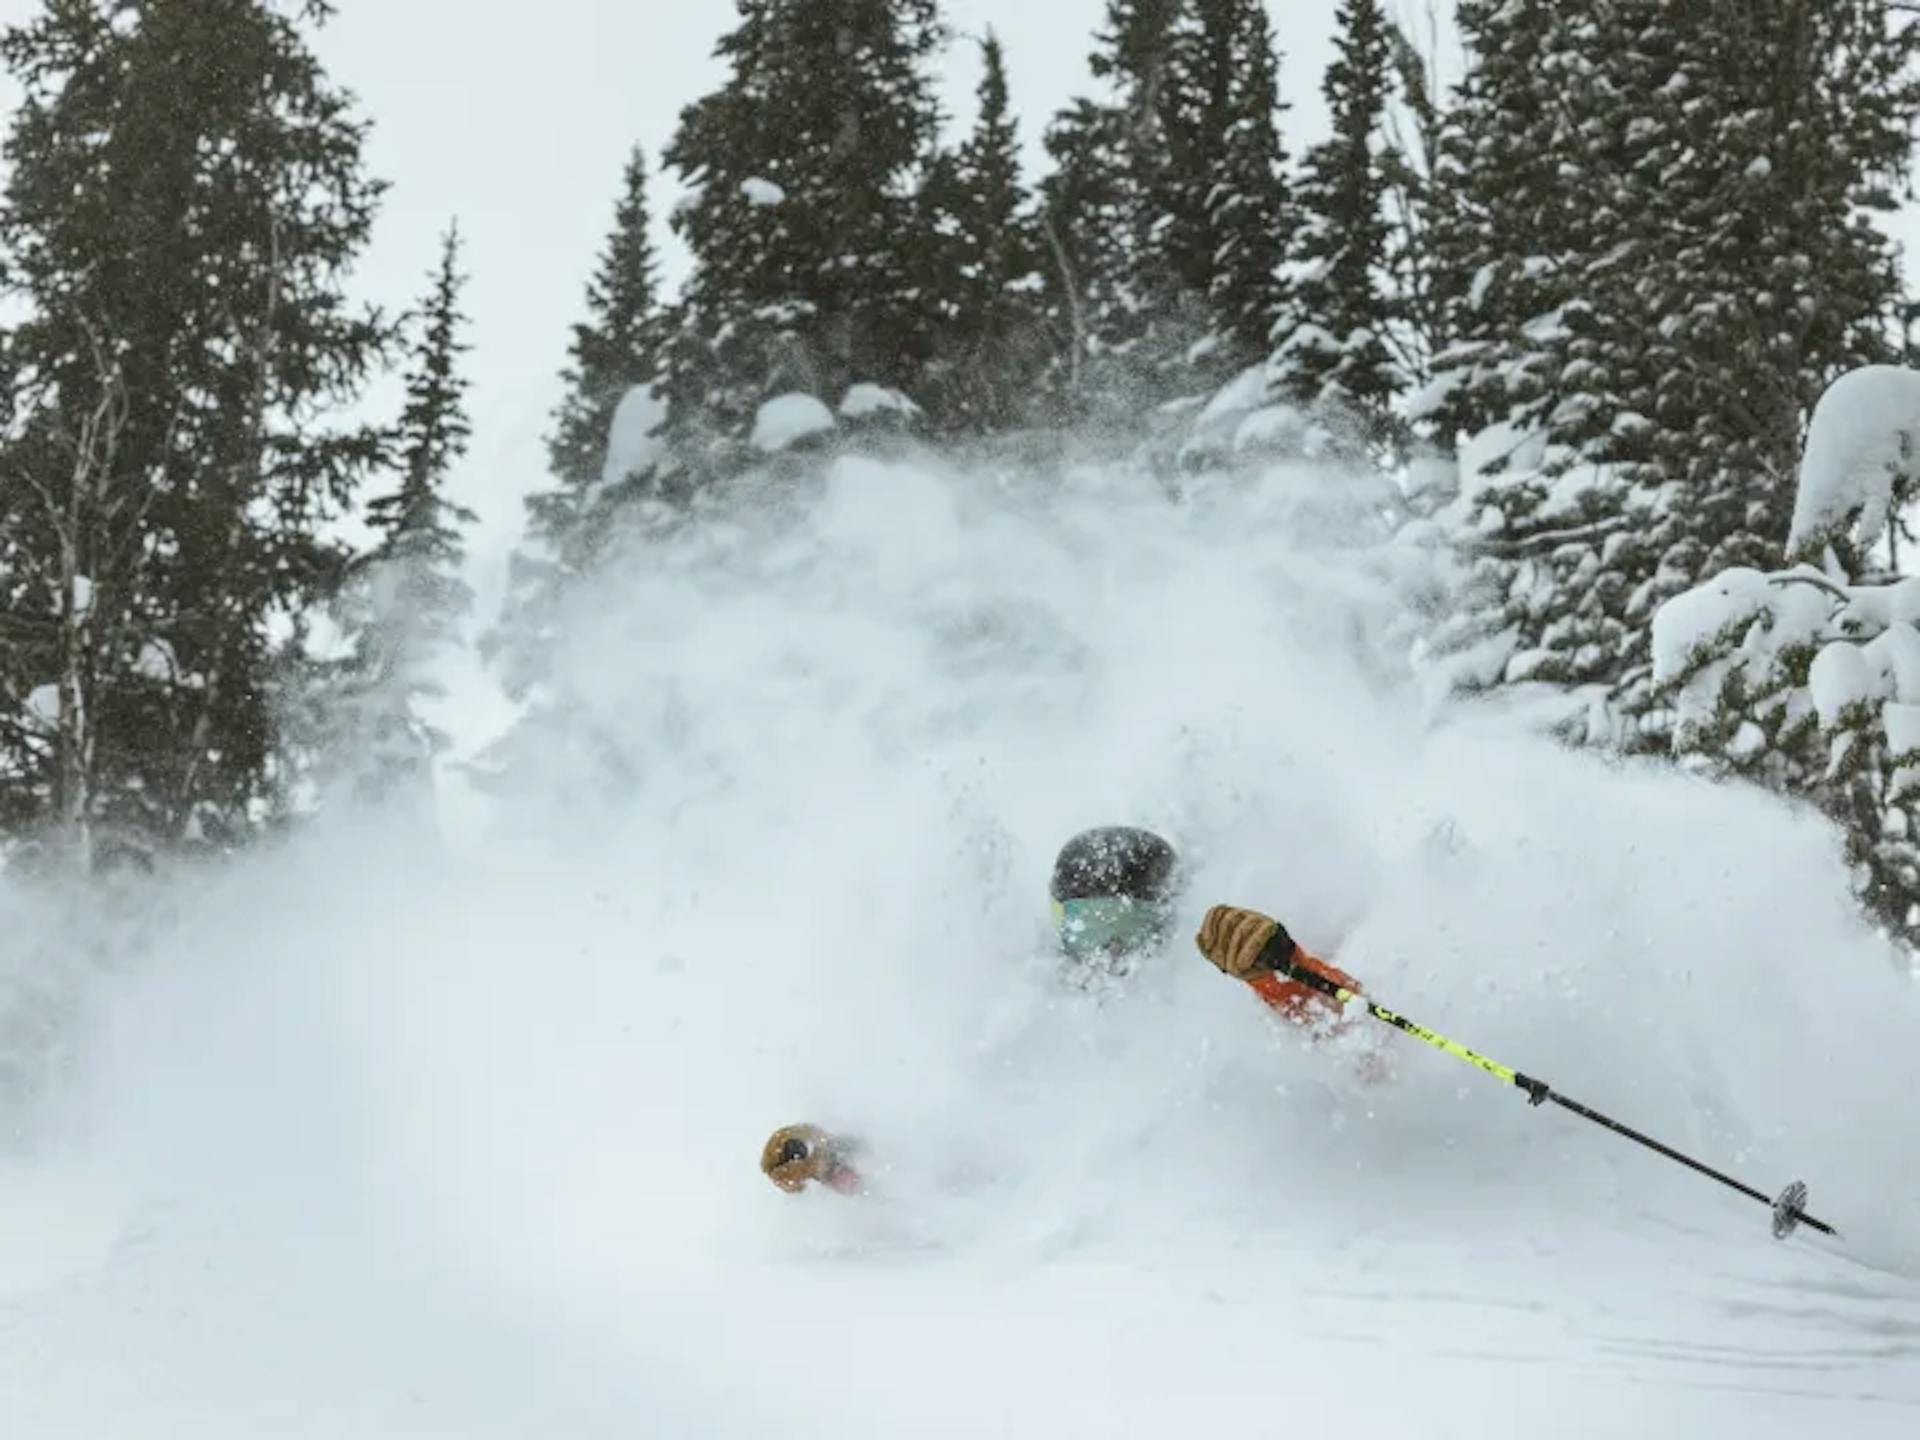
left=3, top=450, right=1919, bottom=1436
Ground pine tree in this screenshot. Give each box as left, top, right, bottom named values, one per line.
left=921, top=31, right=1045, bottom=434
left=1420, top=0, right=1580, bottom=452
left=661, top=0, right=944, bottom=453
left=1103, top=0, right=1187, bottom=366
left=1124, top=0, right=1294, bottom=396
left=1415, top=2, right=1641, bottom=729
left=1654, top=367, right=1920, bottom=950
left=317, top=224, right=476, bottom=810
left=1423, top=0, right=1920, bottom=748
left=1378, top=10, right=1450, bottom=402
left=1035, top=0, right=1184, bottom=424
left=547, top=147, right=666, bottom=503
left=1128, top=0, right=1293, bottom=386
left=1636, top=1, right=1920, bottom=940
left=535, top=146, right=665, bottom=583
left=482, top=146, right=667, bottom=730
left=1035, top=96, right=1135, bottom=422
left=0, top=0, right=390, bottom=863
left=1274, top=0, right=1400, bottom=447
left=1618, top=1, right=1920, bottom=671
left=1037, top=0, right=1291, bottom=425
left=1194, top=0, right=1291, bottom=367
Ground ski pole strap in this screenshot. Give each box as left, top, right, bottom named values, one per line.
left=1253, top=930, right=1550, bottom=1103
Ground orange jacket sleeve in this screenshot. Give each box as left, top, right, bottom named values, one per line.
left=1244, top=944, right=1362, bottom=1029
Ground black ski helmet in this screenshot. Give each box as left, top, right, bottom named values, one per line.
left=1049, top=826, right=1180, bottom=906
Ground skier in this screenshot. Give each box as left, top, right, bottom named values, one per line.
left=1050, top=825, right=1363, bottom=1031
left=760, top=832, right=1376, bottom=1194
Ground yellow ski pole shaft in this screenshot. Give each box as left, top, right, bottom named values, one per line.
left=1252, top=930, right=1837, bottom=1241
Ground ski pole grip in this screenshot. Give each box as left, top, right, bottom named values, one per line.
left=1254, top=923, right=1299, bottom=971
left=1254, top=924, right=1349, bottom=1000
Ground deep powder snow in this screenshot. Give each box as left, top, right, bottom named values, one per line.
left=3, top=451, right=1918, bottom=1436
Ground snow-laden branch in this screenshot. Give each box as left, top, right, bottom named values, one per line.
left=1788, top=365, right=1920, bottom=556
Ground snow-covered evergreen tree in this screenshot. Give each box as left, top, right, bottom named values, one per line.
left=1272, top=0, right=1399, bottom=450
left=1377, top=9, right=1449, bottom=408
left=0, top=0, right=391, bottom=863
left=1419, top=2, right=1676, bottom=733
left=1034, top=2, right=1172, bottom=425
left=315, top=225, right=476, bottom=810
left=1035, top=96, right=1134, bottom=424
left=546, top=146, right=667, bottom=509
left=483, top=147, right=667, bottom=733
left=921, top=32, right=1046, bottom=435
left=536, top=147, right=667, bottom=558
left=1037, top=0, right=1290, bottom=429
left=1608, top=0, right=1920, bottom=733
left=1192, top=0, right=1290, bottom=368
left=1420, top=1, right=1920, bottom=745
left=1655, top=366, right=1920, bottom=950
left=1418, top=0, right=1575, bottom=455
left=660, top=0, right=944, bottom=459
left=1410, top=0, right=1672, bottom=728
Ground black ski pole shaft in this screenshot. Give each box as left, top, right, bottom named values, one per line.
left=1251, top=929, right=1838, bottom=1240
left=1539, top=1090, right=1835, bottom=1237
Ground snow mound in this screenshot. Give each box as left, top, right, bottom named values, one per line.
left=1178, top=362, right=1270, bottom=464
left=135, top=640, right=174, bottom=681
left=750, top=392, right=836, bottom=452
left=1808, top=623, right=1920, bottom=725
left=601, top=383, right=667, bottom=487
left=1233, top=403, right=1309, bottom=454
left=838, top=383, right=920, bottom=422
left=24, top=683, right=59, bottom=731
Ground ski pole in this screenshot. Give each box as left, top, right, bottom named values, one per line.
left=1251, top=928, right=1837, bottom=1241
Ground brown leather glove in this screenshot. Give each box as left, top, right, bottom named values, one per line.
left=761, top=1123, right=858, bottom=1193
left=1195, top=904, right=1294, bottom=978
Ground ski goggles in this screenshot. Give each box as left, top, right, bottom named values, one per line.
left=1051, top=895, right=1169, bottom=958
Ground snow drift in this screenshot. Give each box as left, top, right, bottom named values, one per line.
left=2, top=446, right=1919, bottom=1436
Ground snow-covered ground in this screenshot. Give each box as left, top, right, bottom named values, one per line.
left=3, top=450, right=1919, bottom=1436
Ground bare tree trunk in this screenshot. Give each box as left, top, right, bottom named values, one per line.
left=1041, top=212, right=1086, bottom=397
left=55, top=460, right=89, bottom=864
left=62, top=336, right=132, bottom=868
left=2, top=325, right=133, bottom=871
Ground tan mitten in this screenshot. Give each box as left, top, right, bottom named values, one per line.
left=761, top=1123, right=856, bottom=1193
left=1194, top=904, right=1292, bottom=978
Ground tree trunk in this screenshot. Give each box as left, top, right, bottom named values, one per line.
left=51, top=335, right=128, bottom=870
